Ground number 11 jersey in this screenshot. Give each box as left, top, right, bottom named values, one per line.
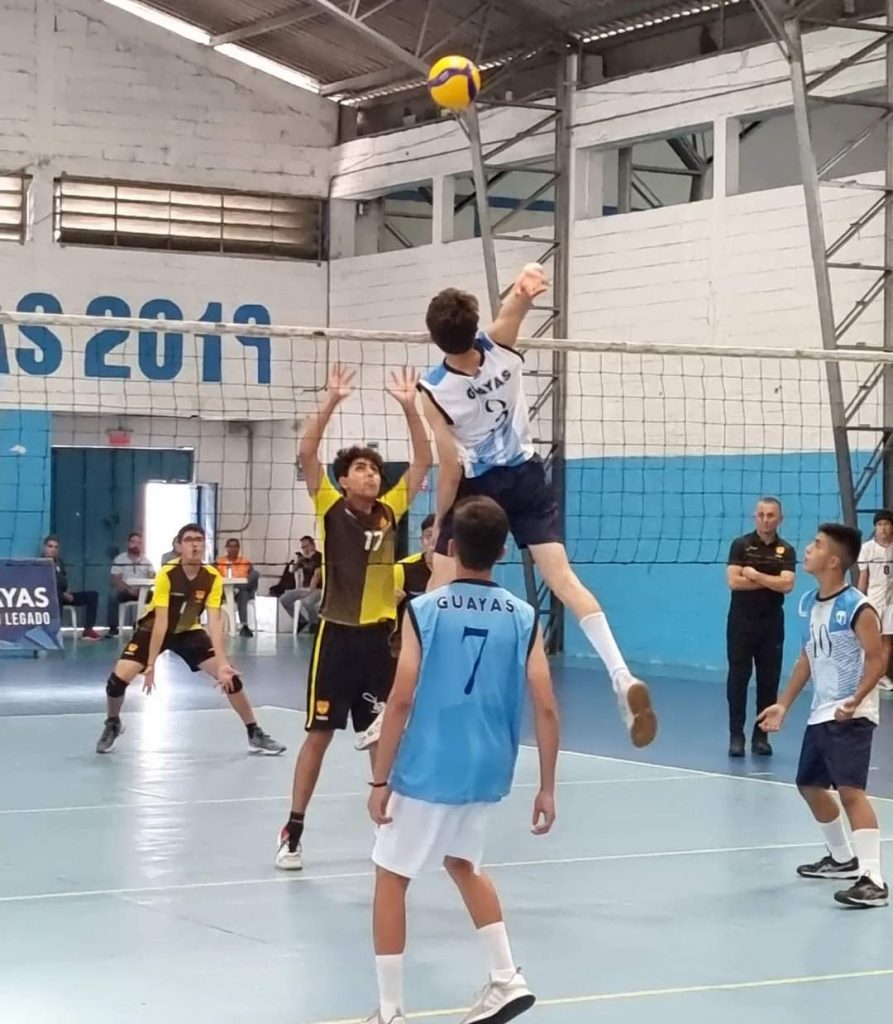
left=390, top=580, right=536, bottom=805
left=314, top=474, right=408, bottom=626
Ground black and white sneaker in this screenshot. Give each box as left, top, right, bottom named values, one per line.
left=96, top=717, right=124, bottom=754
left=248, top=727, right=286, bottom=755
left=796, top=853, right=860, bottom=880
left=459, top=971, right=535, bottom=1024
left=834, top=875, right=890, bottom=908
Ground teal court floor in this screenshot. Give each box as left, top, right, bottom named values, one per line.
left=1, top=637, right=893, bottom=1023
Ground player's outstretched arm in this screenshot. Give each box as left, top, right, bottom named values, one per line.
left=836, top=608, right=885, bottom=720
left=299, top=363, right=355, bottom=497
left=142, top=607, right=169, bottom=694
left=526, top=626, right=559, bottom=835
left=205, top=607, right=238, bottom=691
left=386, top=367, right=432, bottom=503
left=758, top=650, right=811, bottom=732
left=486, top=263, right=548, bottom=348
left=420, top=391, right=462, bottom=535
left=368, top=615, right=421, bottom=825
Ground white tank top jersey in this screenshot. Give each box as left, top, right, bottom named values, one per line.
left=418, top=331, right=534, bottom=479
left=800, top=586, right=881, bottom=726
left=857, top=538, right=893, bottom=613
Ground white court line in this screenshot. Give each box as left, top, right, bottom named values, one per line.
left=0, top=774, right=699, bottom=816
left=261, top=705, right=893, bottom=805
left=306, top=968, right=893, bottom=1024
left=5, top=837, right=890, bottom=904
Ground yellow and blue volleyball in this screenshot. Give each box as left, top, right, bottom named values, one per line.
left=427, top=55, right=481, bottom=111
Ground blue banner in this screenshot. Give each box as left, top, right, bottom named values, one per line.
left=0, top=559, right=63, bottom=651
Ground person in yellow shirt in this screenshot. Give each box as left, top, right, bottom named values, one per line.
left=215, top=538, right=259, bottom=637
left=275, top=363, right=432, bottom=871
left=94, top=522, right=285, bottom=757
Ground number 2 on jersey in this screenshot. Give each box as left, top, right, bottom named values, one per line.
left=364, top=530, right=384, bottom=552
left=462, top=626, right=489, bottom=695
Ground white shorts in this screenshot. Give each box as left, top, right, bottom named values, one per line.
left=882, top=606, right=893, bottom=636
left=371, top=793, right=492, bottom=879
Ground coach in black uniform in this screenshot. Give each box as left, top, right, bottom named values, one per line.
left=726, top=497, right=796, bottom=758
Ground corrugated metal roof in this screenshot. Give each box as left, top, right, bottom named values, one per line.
left=130, top=0, right=750, bottom=99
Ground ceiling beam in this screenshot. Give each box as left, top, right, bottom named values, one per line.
left=300, top=0, right=429, bottom=73
left=209, top=5, right=320, bottom=46
left=321, top=66, right=407, bottom=96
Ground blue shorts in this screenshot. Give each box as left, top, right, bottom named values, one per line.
left=435, top=455, right=562, bottom=554
left=796, top=719, right=876, bottom=791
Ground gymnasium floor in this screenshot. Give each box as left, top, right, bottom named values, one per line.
left=2, top=636, right=893, bottom=1024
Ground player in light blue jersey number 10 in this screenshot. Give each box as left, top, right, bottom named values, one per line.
left=758, top=523, right=889, bottom=909
left=364, top=496, right=560, bottom=1024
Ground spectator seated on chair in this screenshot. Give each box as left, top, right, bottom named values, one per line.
left=43, top=534, right=101, bottom=640
left=274, top=536, right=322, bottom=634
left=107, top=531, right=154, bottom=637
left=215, top=537, right=259, bottom=637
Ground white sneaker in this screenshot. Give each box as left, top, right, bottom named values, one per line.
left=878, top=676, right=893, bottom=692
left=362, top=1011, right=406, bottom=1024
left=616, top=675, right=657, bottom=748
left=459, top=970, right=535, bottom=1024
left=274, top=826, right=303, bottom=871
left=355, top=704, right=385, bottom=751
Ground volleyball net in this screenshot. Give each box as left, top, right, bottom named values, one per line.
left=0, top=309, right=885, bottom=594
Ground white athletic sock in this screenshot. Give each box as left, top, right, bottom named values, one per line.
left=819, top=815, right=854, bottom=864
left=579, top=612, right=631, bottom=694
left=375, top=954, right=404, bottom=1020
left=852, top=829, right=884, bottom=885
left=478, top=922, right=516, bottom=984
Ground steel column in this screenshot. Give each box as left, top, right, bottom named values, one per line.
left=885, top=0, right=893, bottom=507
left=785, top=15, right=858, bottom=526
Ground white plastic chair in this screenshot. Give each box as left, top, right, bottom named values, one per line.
left=117, top=600, right=138, bottom=631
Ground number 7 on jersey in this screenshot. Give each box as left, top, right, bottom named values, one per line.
left=462, top=626, right=489, bottom=695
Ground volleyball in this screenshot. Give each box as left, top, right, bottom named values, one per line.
left=427, top=55, right=481, bottom=110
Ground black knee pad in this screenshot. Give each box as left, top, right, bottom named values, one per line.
left=106, top=673, right=129, bottom=698
left=230, top=673, right=243, bottom=694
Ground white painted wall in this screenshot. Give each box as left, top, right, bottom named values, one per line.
left=2, top=5, right=889, bottom=578
left=0, top=0, right=338, bottom=567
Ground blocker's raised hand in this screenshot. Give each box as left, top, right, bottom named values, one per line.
left=386, top=366, right=421, bottom=409
left=326, top=363, right=356, bottom=403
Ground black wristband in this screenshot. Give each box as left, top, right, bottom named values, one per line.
left=369, top=781, right=388, bottom=788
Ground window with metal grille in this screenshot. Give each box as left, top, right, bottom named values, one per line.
left=0, top=172, right=30, bottom=243
left=53, top=177, right=326, bottom=260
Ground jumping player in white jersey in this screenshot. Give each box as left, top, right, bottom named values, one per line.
left=365, top=496, right=559, bottom=1024
left=759, top=523, right=888, bottom=908
left=416, top=263, right=655, bottom=747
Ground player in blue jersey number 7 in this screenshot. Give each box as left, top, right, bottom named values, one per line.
left=422, top=263, right=655, bottom=748
left=364, top=496, right=559, bottom=1024
left=758, top=523, right=888, bottom=908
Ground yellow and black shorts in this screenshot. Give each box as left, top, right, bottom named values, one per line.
left=305, top=620, right=395, bottom=733
left=121, top=629, right=215, bottom=673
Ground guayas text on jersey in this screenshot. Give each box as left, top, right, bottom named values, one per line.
left=465, top=368, right=511, bottom=400
left=436, top=593, right=516, bottom=613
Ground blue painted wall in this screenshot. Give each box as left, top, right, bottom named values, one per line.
left=0, top=410, right=52, bottom=559
left=410, top=452, right=881, bottom=676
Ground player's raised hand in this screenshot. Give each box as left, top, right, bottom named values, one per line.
left=386, top=366, right=420, bottom=410
left=326, top=363, right=356, bottom=403
left=514, top=262, right=548, bottom=300
left=834, top=698, right=857, bottom=722
left=368, top=785, right=393, bottom=826
left=531, top=789, right=555, bottom=835
left=757, top=702, right=786, bottom=733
